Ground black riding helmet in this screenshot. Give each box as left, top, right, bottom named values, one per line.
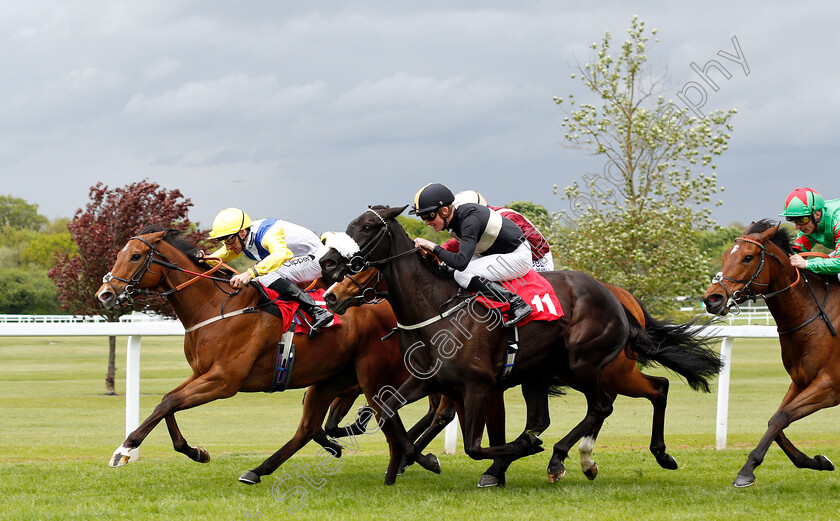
left=410, top=183, right=455, bottom=215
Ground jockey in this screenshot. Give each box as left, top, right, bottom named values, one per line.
left=411, top=183, right=533, bottom=328
left=781, top=187, right=840, bottom=278
left=204, top=208, right=334, bottom=335
left=444, top=190, right=554, bottom=272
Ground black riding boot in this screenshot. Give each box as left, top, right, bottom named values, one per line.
left=269, top=278, right=334, bottom=338
left=467, top=276, right=532, bottom=328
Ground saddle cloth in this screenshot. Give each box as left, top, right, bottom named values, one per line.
left=258, top=284, right=341, bottom=334
left=473, top=269, right=564, bottom=326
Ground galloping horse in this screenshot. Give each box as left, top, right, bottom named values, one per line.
left=325, top=265, right=719, bottom=477
left=703, top=219, right=840, bottom=487
left=320, top=205, right=718, bottom=486
left=94, top=225, right=414, bottom=484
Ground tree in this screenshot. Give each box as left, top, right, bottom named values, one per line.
left=0, top=195, right=48, bottom=230
left=552, top=16, right=736, bottom=314
left=0, top=268, right=60, bottom=314
left=48, top=181, right=205, bottom=394
left=20, top=231, right=76, bottom=269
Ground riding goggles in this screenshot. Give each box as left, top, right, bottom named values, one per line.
left=419, top=210, right=438, bottom=222
left=218, top=234, right=238, bottom=245
left=785, top=215, right=811, bottom=225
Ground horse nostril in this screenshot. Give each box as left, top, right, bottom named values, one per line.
left=325, top=293, right=336, bottom=304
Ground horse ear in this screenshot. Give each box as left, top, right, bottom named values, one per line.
left=382, top=205, right=408, bottom=220
left=758, top=223, right=778, bottom=243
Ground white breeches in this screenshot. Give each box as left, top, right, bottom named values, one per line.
left=257, top=253, right=323, bottom=286
left=453, top=242, right=532, bottom=288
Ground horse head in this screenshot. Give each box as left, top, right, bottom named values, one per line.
left=703, top=219, right=794, bottom=315
left=320, top=205, right=409, bottom=282
left=323, top=267, right=386, bottom=315
left=95, top=230, right=171, bottom=309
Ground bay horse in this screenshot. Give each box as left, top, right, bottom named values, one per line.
left=703, top=219, right=840, bottom=487
left=94, top=225, right=415, bottom=484
left=320, top=205, right=719, bottom=486
left=325, top=265, right=718, bottom=477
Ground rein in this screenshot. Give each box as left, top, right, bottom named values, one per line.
left=713, top=237, right=835, bottom=336
left=344, top=208, right=420, bottom=274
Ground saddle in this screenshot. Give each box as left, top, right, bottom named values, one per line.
left=254, top=283, right=341, bottom=335
left=472, top=270, right=564, bottom=326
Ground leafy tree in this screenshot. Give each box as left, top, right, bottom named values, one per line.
left=0, top=268, right=59, bottom=314
left=551, top=16, right=736, bottom=314
left=48, top=181, right=204, bottom=394
left=20, top=231, right=76, bottom=269
left=0, top=195, right=49, bottom=230
left=504, top=201, right=551, bottom=226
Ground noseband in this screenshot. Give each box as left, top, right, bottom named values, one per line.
left=711, top=237, right=797, bottom=313
left=101, top=236, right=170, bottom=304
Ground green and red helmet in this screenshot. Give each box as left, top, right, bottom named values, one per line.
left=781, top=187, right=824, bottom=217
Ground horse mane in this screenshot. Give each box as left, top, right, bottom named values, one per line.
left=744, top=219, right=795, bottom=255
left=137, top=224, right=230, bottom=275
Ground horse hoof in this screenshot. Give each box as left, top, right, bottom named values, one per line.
left=732, top=474, right=755, bottom=488
left=109, top=446, right=134, bottom=467
left=238, top=471, right=261, bottom=485
left=656, top=453, right=678, bottom=470
left=477, top=474, right=501, bottom=488
left=584, top=463, right=598, bottom=480
left=547, top=465, right=566, bottom=484
left=815, top=454, right=835, bottom=471
left=193, top=446, right=210, bottom=463
left=419, top=453, right=441, bottom=474
left=109, top=453, right=130, bottom=467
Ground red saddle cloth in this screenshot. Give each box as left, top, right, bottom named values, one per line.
left=259, top=285, right=341, bottom=334
left=473, top=270, right=564, bottom=326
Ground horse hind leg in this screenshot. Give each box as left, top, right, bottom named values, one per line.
left=605, top=363, right=676, bottom=470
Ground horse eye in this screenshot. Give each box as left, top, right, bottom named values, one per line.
left=362, top=225, right=372, bottom=232
left=131, top=253, right=141, bottom=261
left=742, top=255, right=753, bottom=262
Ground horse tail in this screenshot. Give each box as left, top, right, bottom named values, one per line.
left=623, top=301, right=722, bottom=393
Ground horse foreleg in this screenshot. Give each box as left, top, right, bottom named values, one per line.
left=110, top=372, right=237, bottom=467
left=774, top=431, right=835, bottom=471
left=322, top=386, right=366, bottom=438
left=477, top=382, right=547, bottom=488
left=735, top=377, right=839, bottom=487
left=399, top=394, right=453, bottom=475
left=548, top=390, right=614, bottom=483
left=240, top=379, right=350, bottom=485
left=363, top=376, right=437, bottom=485
left=164, top=415, right=210, bottom=463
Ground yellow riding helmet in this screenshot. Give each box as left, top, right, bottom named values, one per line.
left=208, top=208, right=252, bottom=239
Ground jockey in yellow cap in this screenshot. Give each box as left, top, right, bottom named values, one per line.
left=205, top=208, right=333, bottom=336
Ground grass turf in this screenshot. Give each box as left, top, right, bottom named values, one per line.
left=1, top=335, right=839, bottom=520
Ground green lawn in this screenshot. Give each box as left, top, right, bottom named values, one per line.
left=1, top=335, right=839, bottom=520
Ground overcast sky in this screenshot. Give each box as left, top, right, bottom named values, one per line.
left=3, top=1, right=838, bottom=234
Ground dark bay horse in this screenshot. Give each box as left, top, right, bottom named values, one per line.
left=320, top=205, right=719, bottom=486
left=94, top=226, right=414, bottom=484
left=703, top=219, right=840, bottom=487
left=325, top=265, right=719, bottom=478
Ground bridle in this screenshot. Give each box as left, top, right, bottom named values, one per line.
left=710, top=236, right=799, bottom=313
left=340, top=270, right=388, bottom=306
left=101, top=235, right=236, bottom=304
left=712, top=236, right=835, bottom=336
left=343, top=208, right=419, bottom=274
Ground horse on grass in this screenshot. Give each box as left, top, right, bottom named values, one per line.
left=95, top=225, right=414, bottom=484
left=325, top=263, right=719, bottom=477
left=320, top=205, right=719, bottom=486
left=703, top=219, right=840, bottom=487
